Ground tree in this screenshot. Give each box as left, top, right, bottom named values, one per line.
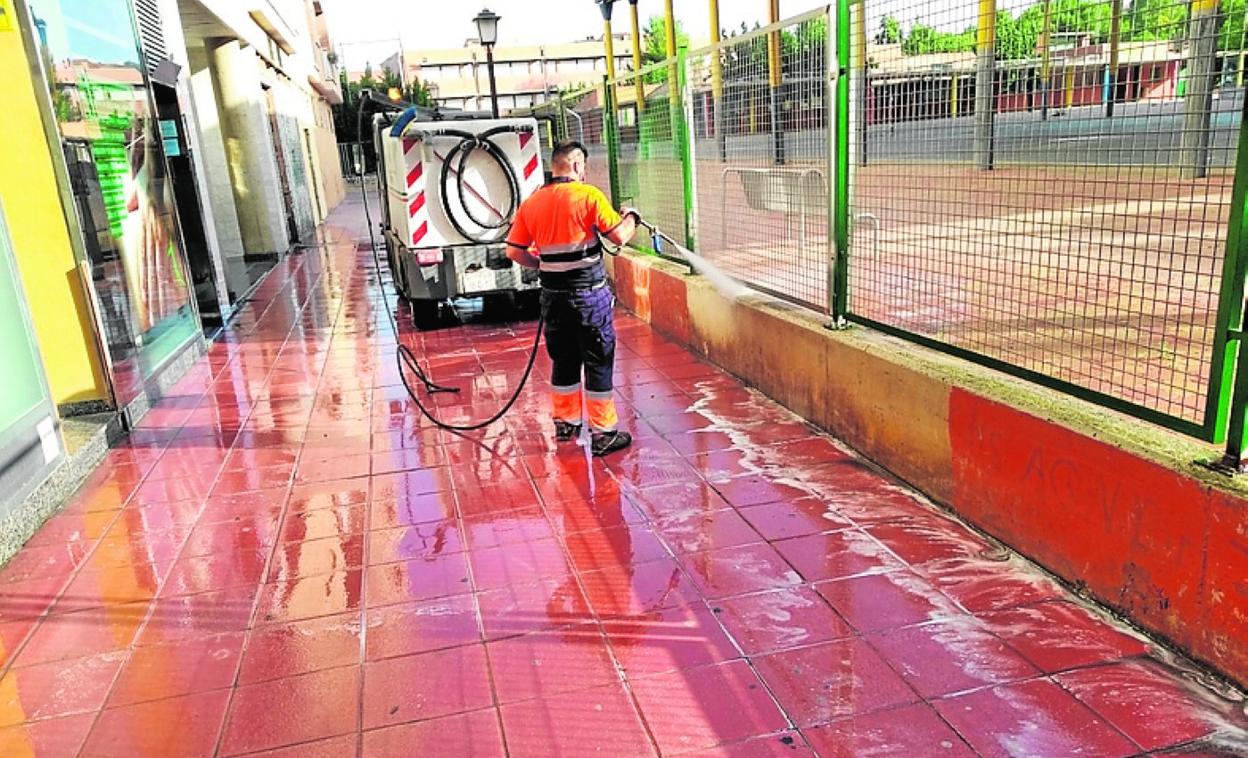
left=642, top=15, right=689, bottom=64
left=333, top=62, right=435, bottom=147
left=782, top=16, right=827, bottom=78
left=404, top=79, right=434, bottom=106
left=1221, top=0, right=1246, bottom=50
left=1050, top=0, right=1113, bottom=40
left=877, top=15, right=903, bottom=44
left=1125, top=0, right=1188, bottom=41
left=996, top=6, right=1045, bottom=60
left=902, top=23, right=975, bottom=55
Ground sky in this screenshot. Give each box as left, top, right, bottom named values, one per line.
left=324, top=0, right=838, bottom=72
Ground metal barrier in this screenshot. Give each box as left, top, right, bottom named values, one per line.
left=720, top=167, right=827, bottom=249
left=509, top=3, right=1248, bottom=459
left=686, top=7, right=835, bottom=311
left=608, top=58, right=694, bottom=250
left=338, top=143, right=361, bottom=182
left=844, top=0, right=1246, bottom=443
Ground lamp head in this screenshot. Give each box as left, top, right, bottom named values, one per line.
left=473, top=8, right=500, bottom=46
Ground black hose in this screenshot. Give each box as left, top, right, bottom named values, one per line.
left=432, top=125, right=525, bottom=243
left=356, top=105, right=546, bottom=433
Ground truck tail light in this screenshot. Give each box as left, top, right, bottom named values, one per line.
left=415, top=248, right=444, bottom=266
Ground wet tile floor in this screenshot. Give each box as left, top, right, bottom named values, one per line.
left=1, top=198, right=1246, bottom=757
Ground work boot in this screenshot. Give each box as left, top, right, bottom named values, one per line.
left=591, top=430, right=632, bottom=457
left=554, top=420, right=582, bottom=443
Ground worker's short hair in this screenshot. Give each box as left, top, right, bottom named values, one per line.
left=551, top=140, right=588, bottom=165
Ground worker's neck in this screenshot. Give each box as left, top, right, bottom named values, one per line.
left=550, top=171, right=578, bottom=182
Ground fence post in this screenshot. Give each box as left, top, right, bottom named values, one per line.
left=974, top=0, right=996, bottom=170
left=603, top=78, right=622, bottom=207
left=676, top=45, right=696, bottom=250
left=1181, top=0, right=1220, bottom=179
left=1105, top=0, right=1121, bottom=118
left=1220, top=299, right=1248, bottom=470
left=855, top=0, right=867, bottom=168
left=555, top=95, right=567, bottom=142
left=829, top=0, right=851, bottom=324
left=767, top=0, right=786, bottom=165
left=1212, top=94, right=1248, bottom=468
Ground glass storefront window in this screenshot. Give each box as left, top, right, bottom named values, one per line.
left=28, top=0, right=198, bottom=405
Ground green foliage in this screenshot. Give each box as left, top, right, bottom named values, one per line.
left=642, top=15, right=689, bottom=64
left=877, top=15, right=903, bottom=44
left=1050, top=0, right=1113, bottom=40
left=901, top=23, right=975, bottom=55
left=1126, top=0, right=1188, bottom=41
left=996, top=6, right=1046, bottom=59
left=784, top=16, right=828, bottom=58
left=404, top=79, right=435, bottom=106
left=887, top=0, right=1239, bottom=60
left=1222, top=0, right=1246, bottom=51
left=638, top=15, right=690, bottom=85
left=333, top=62, right=435, bottom=146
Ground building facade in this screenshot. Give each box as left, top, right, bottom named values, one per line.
left=381, top=35, right=635, bottom=112
left=0, top=0, right=344, bottom=531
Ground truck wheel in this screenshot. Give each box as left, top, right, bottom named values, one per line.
left=411, top=299, right=440, bottom=329
left=481, top=293, right=513, bottom=321
left=516, top=290, right=541, bottom=319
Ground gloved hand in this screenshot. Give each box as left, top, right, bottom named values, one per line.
left=621, top=206, right=642, bottom=223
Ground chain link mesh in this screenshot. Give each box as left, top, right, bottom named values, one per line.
left=612, top=62, right=692, bottom=248
left=849, top=0, right=1243, bottom=425
left=508, top=0, right=1244, bottom=434
left=558, top=83, right=614, bottom=195
left=688, top=9, right=834, bottom=309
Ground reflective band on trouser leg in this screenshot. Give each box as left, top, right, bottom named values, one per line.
left=586, top=390, right=618, bottom=432
left=551, top=383, right=583, bottom=424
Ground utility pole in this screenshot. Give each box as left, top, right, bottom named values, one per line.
left=629, top=0, right=644, bottom=114
left=974, top=0, right=996, bottom=170
left=767, top=0, right=785, bottom=164
left=1181, top=0, right=1221, bottom=179
left=710, top=0, right=726, bottom=160
left=856, top=0, right=867, bottom=166
left=1106, top=0, right=1121, bottom=117
left=665, top=0, right=677, bottom=58
left=1040, top=0, right=1051, bottom=120
left=664, top=0, right=680, bottom=167
left=600, top=0, right=618, bottom=80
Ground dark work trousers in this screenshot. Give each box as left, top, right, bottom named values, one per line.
left=540, top=285, right=616, bottom=393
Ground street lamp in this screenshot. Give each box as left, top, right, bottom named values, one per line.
left=474, top=8, right=501, bottom=117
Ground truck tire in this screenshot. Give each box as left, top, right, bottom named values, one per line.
left=411, top=299, right=440, bottom=329
left=481, top=293, right=513, bottom=321
left=516, top=289, right=541, bottom=319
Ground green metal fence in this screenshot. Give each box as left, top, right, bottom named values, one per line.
left=846, top=0, right=1247, bottom=446
left=513, top=0, right=1248, bottom=463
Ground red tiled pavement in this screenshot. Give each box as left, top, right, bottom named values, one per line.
left=0, top=195, right=1244, bottom=756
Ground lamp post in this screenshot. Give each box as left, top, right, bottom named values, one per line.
left=474, top=8, right=501, bottom=117
left=596, top=0, right=617, bottom=80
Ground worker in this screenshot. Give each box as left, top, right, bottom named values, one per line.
left=505, top=140, right=639, bottom=457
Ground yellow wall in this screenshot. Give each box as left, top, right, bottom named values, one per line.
left=0, top=22, right=109, bottom=406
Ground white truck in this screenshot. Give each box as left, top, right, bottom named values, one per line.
left=373, top=107, right=547, bottom=322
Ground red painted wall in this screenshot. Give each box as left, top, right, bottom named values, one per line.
left=649, top=269, right=691, bottom=346
left=948, top=388, right=1246, bottom=681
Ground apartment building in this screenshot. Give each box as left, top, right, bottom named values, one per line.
left=382, top=35, right=634, bottom=112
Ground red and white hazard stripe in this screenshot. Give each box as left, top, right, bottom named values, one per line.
left=517, top=130, right=541, bottom=192
left=402, top=137, right=429, bottom=246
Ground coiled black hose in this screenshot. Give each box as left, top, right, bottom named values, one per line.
left=430, top=125, right=525, bottom=244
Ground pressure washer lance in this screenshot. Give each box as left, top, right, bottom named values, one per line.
left=632, top=220, right=749, bottom=301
